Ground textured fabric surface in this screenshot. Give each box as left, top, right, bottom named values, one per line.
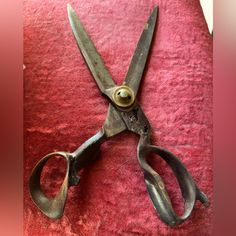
left=24, top=0, right=213, bottom=235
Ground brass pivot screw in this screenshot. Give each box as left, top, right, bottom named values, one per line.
left=112, top=85, right=135, bottom=108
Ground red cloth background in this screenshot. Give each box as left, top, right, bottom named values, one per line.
left=24, top=0, right=213, bottom=235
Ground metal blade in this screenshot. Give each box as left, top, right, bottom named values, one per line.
left=67, top=4, right=116, bottom=95
left=103, top=104, right=127, bottom=138
left=123, top=6, right=158, bottom=97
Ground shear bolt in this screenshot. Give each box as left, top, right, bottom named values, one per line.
left=113, top=86, right=135, bottom=108
left=119, top=90, right=130, bottom=99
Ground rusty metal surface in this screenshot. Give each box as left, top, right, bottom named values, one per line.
left=29, top=3, right=209, bottom=226
left=68, top=4, right=116, bottom=100
left=123, top=6, right=158, bottom=98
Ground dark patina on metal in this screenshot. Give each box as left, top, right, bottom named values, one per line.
left=29, top=4, right=209, bottom=226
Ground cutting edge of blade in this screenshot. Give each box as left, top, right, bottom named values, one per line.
left=67, top=3, right=117, bottom=96
left=123, top=6, right=158, bottom=97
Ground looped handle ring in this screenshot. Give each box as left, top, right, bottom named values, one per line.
left=137, top=143, right=209, bottom=226
left=29, top=151, right=71, bottom=219
left=29, top=129, right=106, bottom=219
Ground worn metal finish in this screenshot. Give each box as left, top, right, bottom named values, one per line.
left=112, top=85, right=135, bottom=108
left=29, top=4, right=209, bottom=226
left=123, top=6, right=158, bottom=98
left=68, top=4, right=116, bottom=101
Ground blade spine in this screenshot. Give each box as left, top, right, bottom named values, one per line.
left=69, top=18, right=107, bottom=91
left=67, top=5, right=116, bottom=93
left=124, top=6, right=158, bottom=96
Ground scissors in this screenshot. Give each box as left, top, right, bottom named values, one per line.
left=29, top=4, right=209, bottom=226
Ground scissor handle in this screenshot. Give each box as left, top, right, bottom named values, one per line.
left=29, top=151, right=71, bottom=219
left=29, top=130, right=106, bottom=219
left=137, top=142, right=209, bottom=226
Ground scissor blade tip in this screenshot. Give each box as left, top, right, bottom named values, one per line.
left=152, top=6, right=159, bottom=15
left=67, top=3, right=74, bottom=13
